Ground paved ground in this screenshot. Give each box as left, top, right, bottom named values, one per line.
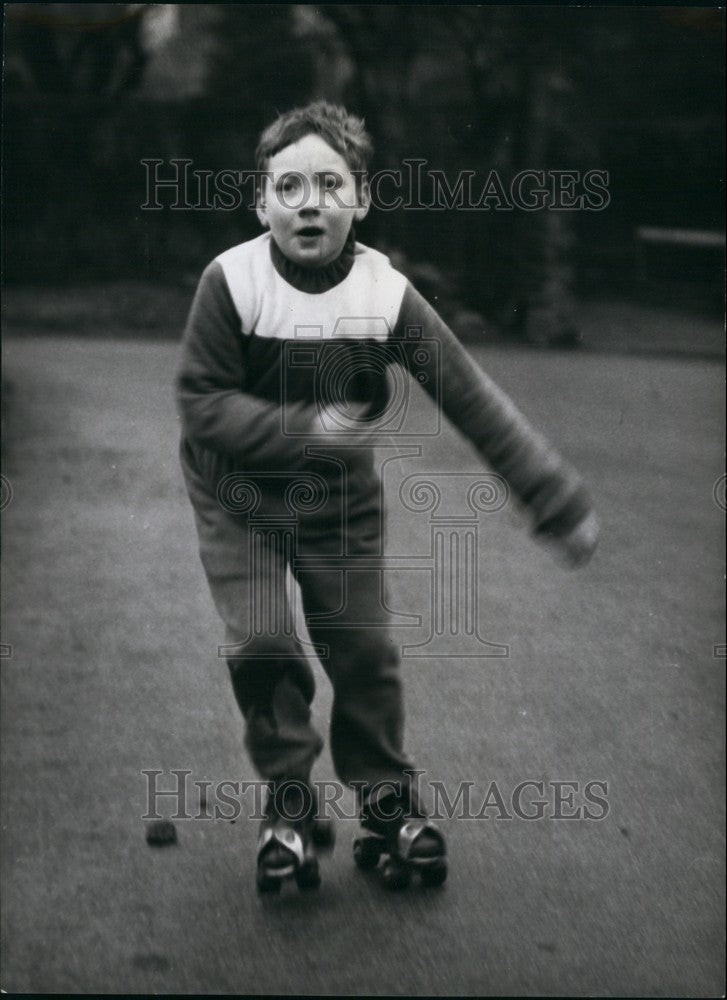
left=1, top=335, right=724, bottom=995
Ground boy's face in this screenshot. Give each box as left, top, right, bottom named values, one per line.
left=257, top=133, right=370, bottom=268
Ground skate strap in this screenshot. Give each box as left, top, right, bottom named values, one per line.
left=397, top=820, right=444, bottom=861
left=259, top=823, right=305, bottom=866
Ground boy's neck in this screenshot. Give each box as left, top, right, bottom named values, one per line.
left=269, top=227, right=356, bottom=294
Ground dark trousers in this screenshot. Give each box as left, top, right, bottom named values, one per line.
left=182, top=450, right=413, bottom=795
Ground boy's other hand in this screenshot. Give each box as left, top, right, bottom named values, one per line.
left=550, top=511, right=600, bottom=569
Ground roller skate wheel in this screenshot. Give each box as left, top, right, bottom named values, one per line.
left=256, top=869, right=282, bottom=894
left=295, top=857, right=321, bottom=891
left=381, top=858, right=411, bottom=890
left=311, top=817, right=336, bottom=851
left=420, top=858, right=448, bottom=888
left=353, top=836, right=383, bottom=870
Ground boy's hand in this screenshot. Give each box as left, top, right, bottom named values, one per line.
left=305, top=402, right=378, bottom=446
left=549, top=511, right=600, bottom=569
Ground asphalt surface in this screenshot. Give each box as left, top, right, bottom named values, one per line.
left=1, top=335, right=724, bottom=995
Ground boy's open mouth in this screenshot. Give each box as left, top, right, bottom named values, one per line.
left=297, top=226, right=324, bottom=238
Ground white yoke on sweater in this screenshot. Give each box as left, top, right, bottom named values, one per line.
left=217, top=233, right=407, bottom=342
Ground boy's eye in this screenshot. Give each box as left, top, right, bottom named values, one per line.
left=277, top=174, right=302, bottom=194
left=320, top=172, right=342, bottom=191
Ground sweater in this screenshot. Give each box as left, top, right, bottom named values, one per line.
left=176, top=230, right=591, bottom=538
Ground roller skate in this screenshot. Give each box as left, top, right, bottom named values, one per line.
left=255, top=780, right=335, bottom=895
left=353, top=786, right=447, bottom=890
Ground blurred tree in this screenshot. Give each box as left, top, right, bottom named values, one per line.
left=314, top=5, right=723, bottom=337
left=4, top=3, right=152, bottom=97
left=203, top=5, right=314, bottom=134
left=4, top=3, right=722, bottom=294
left=496, top=7, right=587, bottom=344
left=312, top=6, right=421, bottom=148
left=316, top=5, right=586, bottom=342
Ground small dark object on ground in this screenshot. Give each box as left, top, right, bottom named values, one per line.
left=146, top=820, right=177, bottom=847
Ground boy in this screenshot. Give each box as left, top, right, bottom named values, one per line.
left=176, top=102, right=598, bottom=893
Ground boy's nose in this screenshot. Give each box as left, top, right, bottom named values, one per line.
left=296, top=179, right=324, bottom=214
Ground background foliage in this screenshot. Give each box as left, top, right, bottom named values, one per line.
left=3, top=3, right=724, bottom=336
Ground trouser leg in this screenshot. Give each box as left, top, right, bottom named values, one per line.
left=180, top=456, right=323, bottom=781
left=225, top=634, right=322, bottom=784
left=295, top=514, right=414, bottom=799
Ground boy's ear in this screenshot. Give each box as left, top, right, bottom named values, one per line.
left=256, top=175, right=270, bottom=228
left=256, top=194, right=269, bottom=229
left=353, top=178, right=371, bottom=223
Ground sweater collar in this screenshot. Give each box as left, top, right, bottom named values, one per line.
left=269, top=227, right=356, bottom=293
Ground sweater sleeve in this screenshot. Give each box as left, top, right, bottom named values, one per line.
left=175, top=260, right=310, bottom=470
left=392, top=282, right=593, bottom=538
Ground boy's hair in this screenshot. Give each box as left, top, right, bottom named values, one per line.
left=255, top=101, right=373, bottom=176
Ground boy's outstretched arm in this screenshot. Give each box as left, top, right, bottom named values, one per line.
left=392, top=283, right=599, bottom=567
left=176, top=261, right=311, bottom=470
